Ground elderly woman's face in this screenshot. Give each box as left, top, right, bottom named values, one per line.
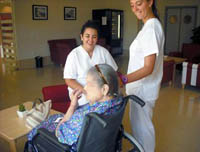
left=84, top=73, right=104, bottom=105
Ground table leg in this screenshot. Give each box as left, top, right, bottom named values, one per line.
left=9, top=140, right=17, bottom=152
left=169, top=81, right=172, bottom=86
left=172, top=64, right=176, bottom=87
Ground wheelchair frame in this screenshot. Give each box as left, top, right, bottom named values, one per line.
left=25, top=95, right=145, bottom=152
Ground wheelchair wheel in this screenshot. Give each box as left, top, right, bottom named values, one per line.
left=122, top=131, right=144, bottom=152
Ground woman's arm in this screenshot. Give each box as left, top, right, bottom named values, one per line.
left=65, top=79, right=85, bottom=93
left=62, top=89, right=82, bottom=121
left=56, top=89, right=82, bottom=136
left=126, top=54, right=156, bottom=83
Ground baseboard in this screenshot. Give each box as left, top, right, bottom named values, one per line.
left=17, top=56, right=53, bottom=69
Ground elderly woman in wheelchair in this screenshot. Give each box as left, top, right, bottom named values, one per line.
left=27, top=64, right=123, bottom=151
left=27, top=64, right=145, bottom=152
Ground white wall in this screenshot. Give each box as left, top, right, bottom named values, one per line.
left=14, top=0, right=107, bottom=60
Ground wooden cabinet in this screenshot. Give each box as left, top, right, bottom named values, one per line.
left=92, top=9, right=124, bottom=55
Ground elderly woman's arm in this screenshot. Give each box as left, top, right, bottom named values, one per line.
left=56, top=89, right=82, bottom=135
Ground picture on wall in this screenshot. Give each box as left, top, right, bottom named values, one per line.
left=64, top=7, right=76, bottom=20
left=32, top=5, right=48, bottom=20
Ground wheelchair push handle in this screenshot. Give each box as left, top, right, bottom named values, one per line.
left=124, top=95, right=145, bottom=107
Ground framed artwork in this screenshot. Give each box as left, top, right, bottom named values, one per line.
left=32, top=5, right=48, bottom=20
left=64, top=7, right=76, bottom=20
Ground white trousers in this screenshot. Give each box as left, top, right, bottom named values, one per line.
left=129, top=99, right=156, bottom=152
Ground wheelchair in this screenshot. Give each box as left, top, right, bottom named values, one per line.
left=24, top=95, right=145, bottom=152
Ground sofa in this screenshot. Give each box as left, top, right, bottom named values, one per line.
left=182, top=62, right=200, bottom=88
left=169, top=43, right=200, bottom=64
left=48, top=39, right=77, bottom=66
left=162, top=60, right=175, bottom=86
left=42, top=84, right=71, bottom=113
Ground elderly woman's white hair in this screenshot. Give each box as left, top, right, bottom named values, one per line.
left=87, top=64, right=119, bottom=97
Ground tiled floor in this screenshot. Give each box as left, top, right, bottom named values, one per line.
left=0, top=53, right=200, bottom=152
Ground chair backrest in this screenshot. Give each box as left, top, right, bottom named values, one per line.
left=42, top=84, right=70, bottom=102
left=48, top=39, right=77, bottom=50
left=48, top=39, right=77, bottom=65
left=162, top=60, right=175, bottom=84
left=182, top=43, right=200, bottom=62
left=77, top=95, right=145, bottom=152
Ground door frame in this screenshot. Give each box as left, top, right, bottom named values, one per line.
left=164, top=6, right=198, bottom=54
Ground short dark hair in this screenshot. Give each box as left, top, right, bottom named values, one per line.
left=80, top=20, right=100, bottom=36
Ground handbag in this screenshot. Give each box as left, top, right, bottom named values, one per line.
left=26, top=98, right=52, bottom=129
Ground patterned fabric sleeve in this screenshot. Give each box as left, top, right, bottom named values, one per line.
left=27, top=114, right=64, bottom=140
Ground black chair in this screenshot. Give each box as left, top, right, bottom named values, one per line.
left=25, top=95, right=145, bottom=152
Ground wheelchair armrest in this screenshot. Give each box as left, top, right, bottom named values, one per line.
left=37, top=128, right=70, bottom=151
left=87, top=113, right=107, bottom=128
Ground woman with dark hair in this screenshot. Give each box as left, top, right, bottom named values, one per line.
left=63, top=20, right=118, bottom=106
left=120, top=0, right=164, bottom=151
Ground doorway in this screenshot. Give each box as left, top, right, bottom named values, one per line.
left=164, top=6, right=197, bottom=55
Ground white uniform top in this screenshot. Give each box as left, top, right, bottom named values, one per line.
left=64, top=44, right=118, bottom=105
left=126, top=18, right=164, bottom=101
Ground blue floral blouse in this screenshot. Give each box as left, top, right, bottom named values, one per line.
left=27, top=96, right=123, bottom=151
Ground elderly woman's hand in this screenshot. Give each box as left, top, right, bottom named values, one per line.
left=70, top=89, right=83, bottom=108
left=56, top=89, right=83, bottom=137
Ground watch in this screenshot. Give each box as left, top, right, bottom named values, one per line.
left=122, top=75, right=128, bottom=84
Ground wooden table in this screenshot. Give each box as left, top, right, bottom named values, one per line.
left=0, top=102, right=59, bottom=152
left=164, top=56, right=187, bottom=86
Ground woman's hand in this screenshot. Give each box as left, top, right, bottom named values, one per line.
left=56, top=117, right=66, bottom=137
left=55, top=89, right=83, bottom=137
left=70, top=89, right=83, bottom=108
left=117, top=71, right=128, bottom=87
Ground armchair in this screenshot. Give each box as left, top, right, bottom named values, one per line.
left=42, top=84, right=71, bottom=113
left=169, top=43, right=200, bottom=64
left=48, top=39, right=77, bottom=66
left=162, top=60, right=175, bottom=86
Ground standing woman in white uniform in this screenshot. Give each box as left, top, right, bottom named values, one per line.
left=121, top=0, right=164, bottom=151
left=63, top=20, right=118, bottom=106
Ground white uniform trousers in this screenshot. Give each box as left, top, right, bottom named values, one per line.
left=129, top=99, right=156, bottom=152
